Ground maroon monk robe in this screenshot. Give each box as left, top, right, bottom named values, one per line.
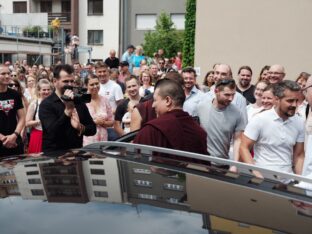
left=134, top=109, right=208, bottom=155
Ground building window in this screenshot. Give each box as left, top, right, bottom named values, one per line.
left=88, top=30, right=103, bottom=45
left=28, top=178, right=41, bottom=184
left=89, top=160, right=104, bottom=165
left=31, top=189, right=44, bottom=196
left=136, top=14, right=157, bottom=30
left=24, top=164, right=37, bottom=168
left=26, top=171, right=39, bottom=175
left=94, top=191, right=108, bottom=197
left=90, top=168, right=105, bottom=175
left=138, top=194, right=157, bottom=200
left=40, top=1, right=52, bottom=13
left=0, top=54, right=12, bottom=64
left=167, top=197, right=179, bottom=204
left=134, top=180, right=152, bottom=188
left=88, top=0, right=103, bottom=15
left=133, top=168, right=151, bottom=174
left=171, top=14, right=185, bottom=30
left=92, top=179, right=106, bottom=186
left=27, top=54, right=43, bottom=66
left=61, top=0, right=71, bottom=13
left=13, top=1, right=27, bottom=13
left=163, top=183, right=184, bottom=191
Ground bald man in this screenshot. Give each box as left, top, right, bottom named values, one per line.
left=104, top=49, right=120, bottom=69
left=268, top=64, right=285, bottom=84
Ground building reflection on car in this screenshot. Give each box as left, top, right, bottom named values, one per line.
left=0, top=141, right=312, bottom=234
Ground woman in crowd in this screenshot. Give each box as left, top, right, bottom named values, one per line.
left=83, top=74, right=114, bottom=146
left=26, top=79, right=53, bottom=153
left=139, top=70, right=154, bottom=97
left=261, top=84, right=276, bottom=110
left=296, top=72, right=310, bottom=119
left=258, top=65, right=270, bottom=82
left=246, top=80, right=269, bottom=121
left=132, top=46, right=145, bottom=75
left=200, top=70, right=214, bottom=92
left=24, top=75, right=37, bottom=103
left=8, top=78, right=29, bottom=112
left=37, top=68, right=50, bottom=81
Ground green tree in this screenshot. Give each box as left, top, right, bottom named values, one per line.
left=143, top=12, right=184, bottom=59
left=183, top=0, right=196, bottom=67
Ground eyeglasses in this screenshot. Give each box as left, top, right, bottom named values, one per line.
left=8, top=83, right=19, bottom=88
left=11, top=74, right=17, bottom=77
left=302, top=85, right=312, bottom=91
left=215, top=79, right=236, bottom=88
left=268, top=72, right=284, bottom=75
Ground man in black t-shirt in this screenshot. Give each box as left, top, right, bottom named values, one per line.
left=114, top=76, right=143, bottom=137
left=236, top=65, right=256, bottom=104
left=104, top=49, right=120, bottom=69
left=0, top=65, right=25, bottom=156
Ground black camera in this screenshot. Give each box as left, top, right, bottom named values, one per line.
left=61, top=85, right=91, bottom=104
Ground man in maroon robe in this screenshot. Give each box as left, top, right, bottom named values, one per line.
left=133, top=79, right=208, bottom=157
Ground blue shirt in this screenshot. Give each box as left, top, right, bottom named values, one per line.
left=183, top=86, right=204, bottom=117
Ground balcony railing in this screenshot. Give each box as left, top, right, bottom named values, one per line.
left=0, top=25, right=53, bottom=40
left=48, top=12, right=71, bottom=24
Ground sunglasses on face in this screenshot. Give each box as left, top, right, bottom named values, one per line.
left=215, top=79, right=236, bottom=88
left=8, top=83, right=19, bottom=88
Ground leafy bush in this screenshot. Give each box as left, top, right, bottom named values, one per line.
left=143, top=12, right=184, bottom=58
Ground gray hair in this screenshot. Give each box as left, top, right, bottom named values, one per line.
left=273, top=80, right=301, bottom=98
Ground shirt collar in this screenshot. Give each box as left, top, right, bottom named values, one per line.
left=271, top=107, right=291, bottom=123
left=50, top=92, right=62, bottom=103
left=190, top=85, right=199, bottom=94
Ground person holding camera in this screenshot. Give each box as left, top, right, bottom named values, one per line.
left=39, top=64, right=96, bottom=152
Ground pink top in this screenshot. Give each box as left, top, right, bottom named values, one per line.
left=83, top=95, right=113, bottom=146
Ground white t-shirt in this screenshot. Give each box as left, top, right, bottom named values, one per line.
left=99, top=80, right=124, bottom=111
left=244, top=108, right=305, bottom=173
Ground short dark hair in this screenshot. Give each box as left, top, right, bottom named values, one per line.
left=182, top=67, right=197, bottom=77
left=125, top=75, right=140, bottom=86
left=53, top=64, right=74, bottom=79
left=273, top=80, right=301, bottom=98
left=238, top=65, right=253, bottom=76
left=154, top=79, right=185, bottom=107
left=215, top=79, right=236, bottom=91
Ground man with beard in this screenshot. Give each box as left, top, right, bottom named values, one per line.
left=240, top=80, right=304, bottom=175
left=197, top=79, right=246, bottom=171
left=114, top=76, right=143, bottom=136
left=39, top=64, right=96, bottom=152
left=182, top=67, right=204, bottom=117
left=236, top=66, right=256, bottom=104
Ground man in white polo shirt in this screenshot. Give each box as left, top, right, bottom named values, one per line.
left=240, top=80, right=305, bottom=175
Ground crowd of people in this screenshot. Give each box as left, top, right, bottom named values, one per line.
left=1, top=45, right=312, bottom=184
